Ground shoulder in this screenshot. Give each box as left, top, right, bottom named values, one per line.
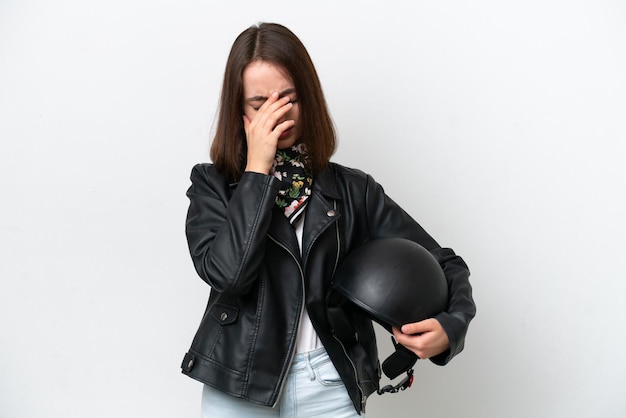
left=189, top=163, right=231, bottom=185
left=328, top=162, right=371, bottom=183
left=314, top=162, right=383, bottom=202
left=187, top=163, right=233, bottom=196
left=190, top=162, right=218, bottom=178
left=326, top=162, right=383, bottom=195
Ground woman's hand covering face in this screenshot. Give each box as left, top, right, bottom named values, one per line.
left=243, top=92, right=295, bottom=174
left=242, top=61, right=301, bottom=174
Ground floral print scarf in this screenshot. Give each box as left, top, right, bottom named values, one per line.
left=271, top=143, right=313, bottom=224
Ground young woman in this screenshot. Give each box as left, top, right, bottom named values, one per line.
left=181, top=22, right=476, bottom=417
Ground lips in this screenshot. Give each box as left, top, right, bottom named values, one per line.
left=279, top=128, right=292, bottom=139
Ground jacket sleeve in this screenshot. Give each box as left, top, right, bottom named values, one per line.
left=185, top=164, right=281, bottom=295
left=363, top=173, right=476, bottom=365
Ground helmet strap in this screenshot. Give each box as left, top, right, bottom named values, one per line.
left=375, top=336, right=418, bottom=395
left=377, top=368, right=414, bottom=395
left=381, top=336, right=418, bottom=379
left=327, top=292, right=419, bottom=395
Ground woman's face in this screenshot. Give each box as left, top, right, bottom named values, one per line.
left=242, top=61, right=300, bottom=149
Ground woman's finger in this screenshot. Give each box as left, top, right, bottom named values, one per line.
left=253, top=95, right=293, bottom=132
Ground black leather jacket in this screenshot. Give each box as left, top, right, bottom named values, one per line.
left=181, top=162, right=475, bottom=413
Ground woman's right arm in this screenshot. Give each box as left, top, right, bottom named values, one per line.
left=185, top=164, right=280, bottom=295
left=187, top=91, right=293, bottom=294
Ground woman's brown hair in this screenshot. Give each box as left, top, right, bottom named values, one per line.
left=210, top=23, right=336, bottom=181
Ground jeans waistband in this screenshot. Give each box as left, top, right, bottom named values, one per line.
left=289, top=347, right=330, bottom=373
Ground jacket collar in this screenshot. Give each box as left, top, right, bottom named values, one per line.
left=312, top=163, right=341, bottom=200
left=267, top=163, right=342, bottom=266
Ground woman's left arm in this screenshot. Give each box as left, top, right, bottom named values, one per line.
left=364, top=173, right=476, bottom=364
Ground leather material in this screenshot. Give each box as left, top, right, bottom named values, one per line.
left=181, top=162, right=476, bottom=413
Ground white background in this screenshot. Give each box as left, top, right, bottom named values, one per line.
left=1, top=1, right=625, bottom=417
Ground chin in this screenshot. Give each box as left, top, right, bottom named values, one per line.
left=277, top=136, right=298, bottom=150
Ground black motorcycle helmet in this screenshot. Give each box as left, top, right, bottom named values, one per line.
left=328, top=238, right=448, bottom=393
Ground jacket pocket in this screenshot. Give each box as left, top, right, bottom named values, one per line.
left=206, top=301, right=253, bottom=373
left=189, top=302, right=241, bottom=362
left=211, top=303, right=239, bottom=325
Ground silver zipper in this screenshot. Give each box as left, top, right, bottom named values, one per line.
left=332, top=334, right=366, bottom=412
left=269, top=201, right=360, bottom=410
left=330, top=200, right=341, bottom=279
left=329, top=200, right=366, bottom=413
left=268, top=234, right=306, bottom=408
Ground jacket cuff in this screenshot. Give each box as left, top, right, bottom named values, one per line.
left=240, top=171, right=281, bottom=190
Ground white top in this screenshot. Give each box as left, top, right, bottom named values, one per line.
left=293, top=215, right=323, bottom=353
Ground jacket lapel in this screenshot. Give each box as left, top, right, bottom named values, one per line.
left=302, top=165, right=342, bottom=263
left=267, top=164, right=343, bottom=265
left=268, top=205, right=302, bottom=261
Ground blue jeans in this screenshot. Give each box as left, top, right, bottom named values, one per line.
left=201, top=347, right=364, bottom=417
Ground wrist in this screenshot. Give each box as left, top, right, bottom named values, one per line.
left=245, top=161, right=272, bottom=175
